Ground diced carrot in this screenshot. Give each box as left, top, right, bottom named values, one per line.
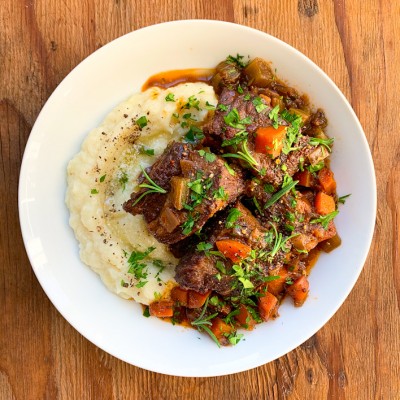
left=294, top=170, right=314, bottom=187
left=286, top=276, right=309, bottom=307
left=171, top=286, right=189, bottom=306
left=318, top=167, right=336, bottom=194
left=258, top=292, right=278, bottom=321
left=187, top=290, right=210, bottom=309
left=215, top=239, right=252, bottom=263
left=210, top=317, right=234, bottom=344
left=149, top=300, right=174, bottom=318
left=314, top=192, right=336, bottom=215
left=266, top=267, right=289, bottom=296
left=255, top=125, right=287, bottom=158
left=235, top=304, right=256, bottom=330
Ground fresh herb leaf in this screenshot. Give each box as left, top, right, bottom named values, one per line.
left=181, top=214, right=196, bottom=235
left=338, top=194, right=351, bottom=204
left=91, top=188, right=99, bottom=194
left=143, top=306, right=150, bottom=317
left=130, top=166, right=167, bottom=206
left=225, top=208, right=241, bottom=228
left=281, top=110, right=303, bottom=154
left=136, top=116, right=148, bottom=129
left=264, top=180, right=298, bottom=209
left=184, top=125, right=204, bottom=143
left=221, top=130, right=248, bottom=147
left=253, top=197, right=263, bottom=215
left=237, top=84, right=244, bottom=94
left=183, top=95, right=200, bottom=110
left=226, top=54, right=247, bottom=68
left=198, top=149, right=217, bottom=163
left=165, top=93, right=175, bottom=102
left=311, top=210, right=339, bottom=229
left=139, top=146, right=155, bottom=156
left=228, top=332, right=244, bottom=346
left=100, top=174, right=106, bottom=183
left=252, top=97, right=268, bottom=113
left=218, top=104, right=228, bottom=112
left=309, top=137, right=335, bottom=152
left=224, top=108, right=252, bottom=130
left=268, top=105, right=280, bottom=128
left=213, top=187, right=229, bottom=201
left=224, top=162, right=236, bottom=176
left=307, top=162, right=325, bottom=173
left=205, top=101, right=216, bottom=110
left=222, top=140, right=259, bottom=170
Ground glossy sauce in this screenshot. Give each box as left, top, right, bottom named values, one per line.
left=142, top=68, right=215, bottom=91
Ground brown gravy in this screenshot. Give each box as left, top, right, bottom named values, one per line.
left=142, top=68, right=215, bottom=91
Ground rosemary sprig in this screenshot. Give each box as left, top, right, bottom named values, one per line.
left=191, top=297, right=220, bottom=347
left=131, top=165, right=167, bottom=206
left=264, top=180, right=298, bottom=209
left=222, top=140, right=259, bottom=170
left=309, top=137, right=334, bottom=152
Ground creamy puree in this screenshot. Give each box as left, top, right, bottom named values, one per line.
left=66, top=83, right=217, bottom=304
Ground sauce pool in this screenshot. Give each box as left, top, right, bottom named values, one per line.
left=142, top=68, right=215, bottom=91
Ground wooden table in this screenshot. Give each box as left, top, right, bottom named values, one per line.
left=1, top=1, right=399, bottom=398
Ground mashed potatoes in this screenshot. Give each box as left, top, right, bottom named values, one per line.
left=66, top=83, right=217, bottom=304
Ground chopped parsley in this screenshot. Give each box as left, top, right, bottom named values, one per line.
left=281, top=110, right=303, bottom=154
left=165, top=93, right=175, bottom=102
left=184, top=125, right=204, bottom=143
left=309, top=137, right=335, bottom=152
left=127, top=246, right=156, bottom=287
left=183, top=95, right=200, bottom=110
left=213, top=186, right=229, bottom=201
left=198, top=149, right=217, bottom=162
left=205, top=101, right=216, bottom=110
left=311, top=210, right=339, bottom=229
left=307, top=162, right=325, bottom=173
left=226, top=54, right=247, bottom=68
left=253, top=97, right=268, bottom=113
left=139, top=146, right=155, bottom=156
left=268, top=105, right=280, bottom=129
left=224, top=108, right=252, bottom=129
left=136, top=116, right=148, bottom=129
left=91, top=188, right=99, bottom=194
left=218, top=104, right=229, bottom=112
left=99, top=174, right=106, bottom=183
left=225, top=207, right=241, bottom=228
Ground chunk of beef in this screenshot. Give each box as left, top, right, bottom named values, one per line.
left=127, top=145, right=245, bottom=244
left=175, top=201, right=284, bottom=295
left=123, top=142, right=190, bottom=222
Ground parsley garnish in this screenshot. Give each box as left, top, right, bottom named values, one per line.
left=183, top=95, right=200, bottom=110
left=213, top=187, right=229, bottom=201
left=226, top=54, right=247, bottom=68
left=198, top=149, right=217, bottom=162
left=127, top=246, right=156, bottom=287
left=91, top=188, right=98, bottom=194
left=205, top=101, right=216, bottom=110
left=165, top=93, right=175, bottom=102
left=237, top=84, right=244, bottom=94
left=309, top=137, right=334, bottom=152
left=221, top=130, right=248, bottom=147
left=268, top=105, right=280, bottom=128
left=136, top=116, right=148, bottom=129
left=184, top=125, right=204, bottom=143
left=139, top=146, right=155, bottom=156
left=181, top=214, right=197, bottom=235
left=252, top=97, right=268, bottom=113
left=100, top=174, right=106, bottom=183
left=281, top=110, right=303, bottom=154
left=307, top=162, right=325, bottom=173
left=311, top=210, right=339, bottom=229
left=218, top=104, right=228, bottom=112
left=225, top=208, right=241, bottom=228
left=224, top=108, right=252, bottom=129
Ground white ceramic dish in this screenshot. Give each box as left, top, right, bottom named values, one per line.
left=19, top=20, right=376, bottom=377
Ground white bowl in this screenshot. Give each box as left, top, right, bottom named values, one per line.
left=19, top=20, right=376, bottom=377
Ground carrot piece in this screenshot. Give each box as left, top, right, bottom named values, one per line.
left=149, top=300, right=174, bottom=318
left=215, top=239, right=252, bottom=263
left=314, top=192, right=336, bottom=215
left=187, top=290, right=210, bottom=309
left=258, top=292, right=278, bottom=321
left=210, top=317, right=234, bottom=344
left=286, top=276, right=309, bottom=307
left=318, top=167, right=336, bottom=194
left=171, top=286, right=189, bottom=306
left=255, top=125, right=287, bottom=158
left=266, top=268, right=289, bottom=296
left=294, top=170, right=314, bottom=187
left=235, top=304, right=256, bottom=330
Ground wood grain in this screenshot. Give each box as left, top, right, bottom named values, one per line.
left=1, top=0, right=399, bottom=399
